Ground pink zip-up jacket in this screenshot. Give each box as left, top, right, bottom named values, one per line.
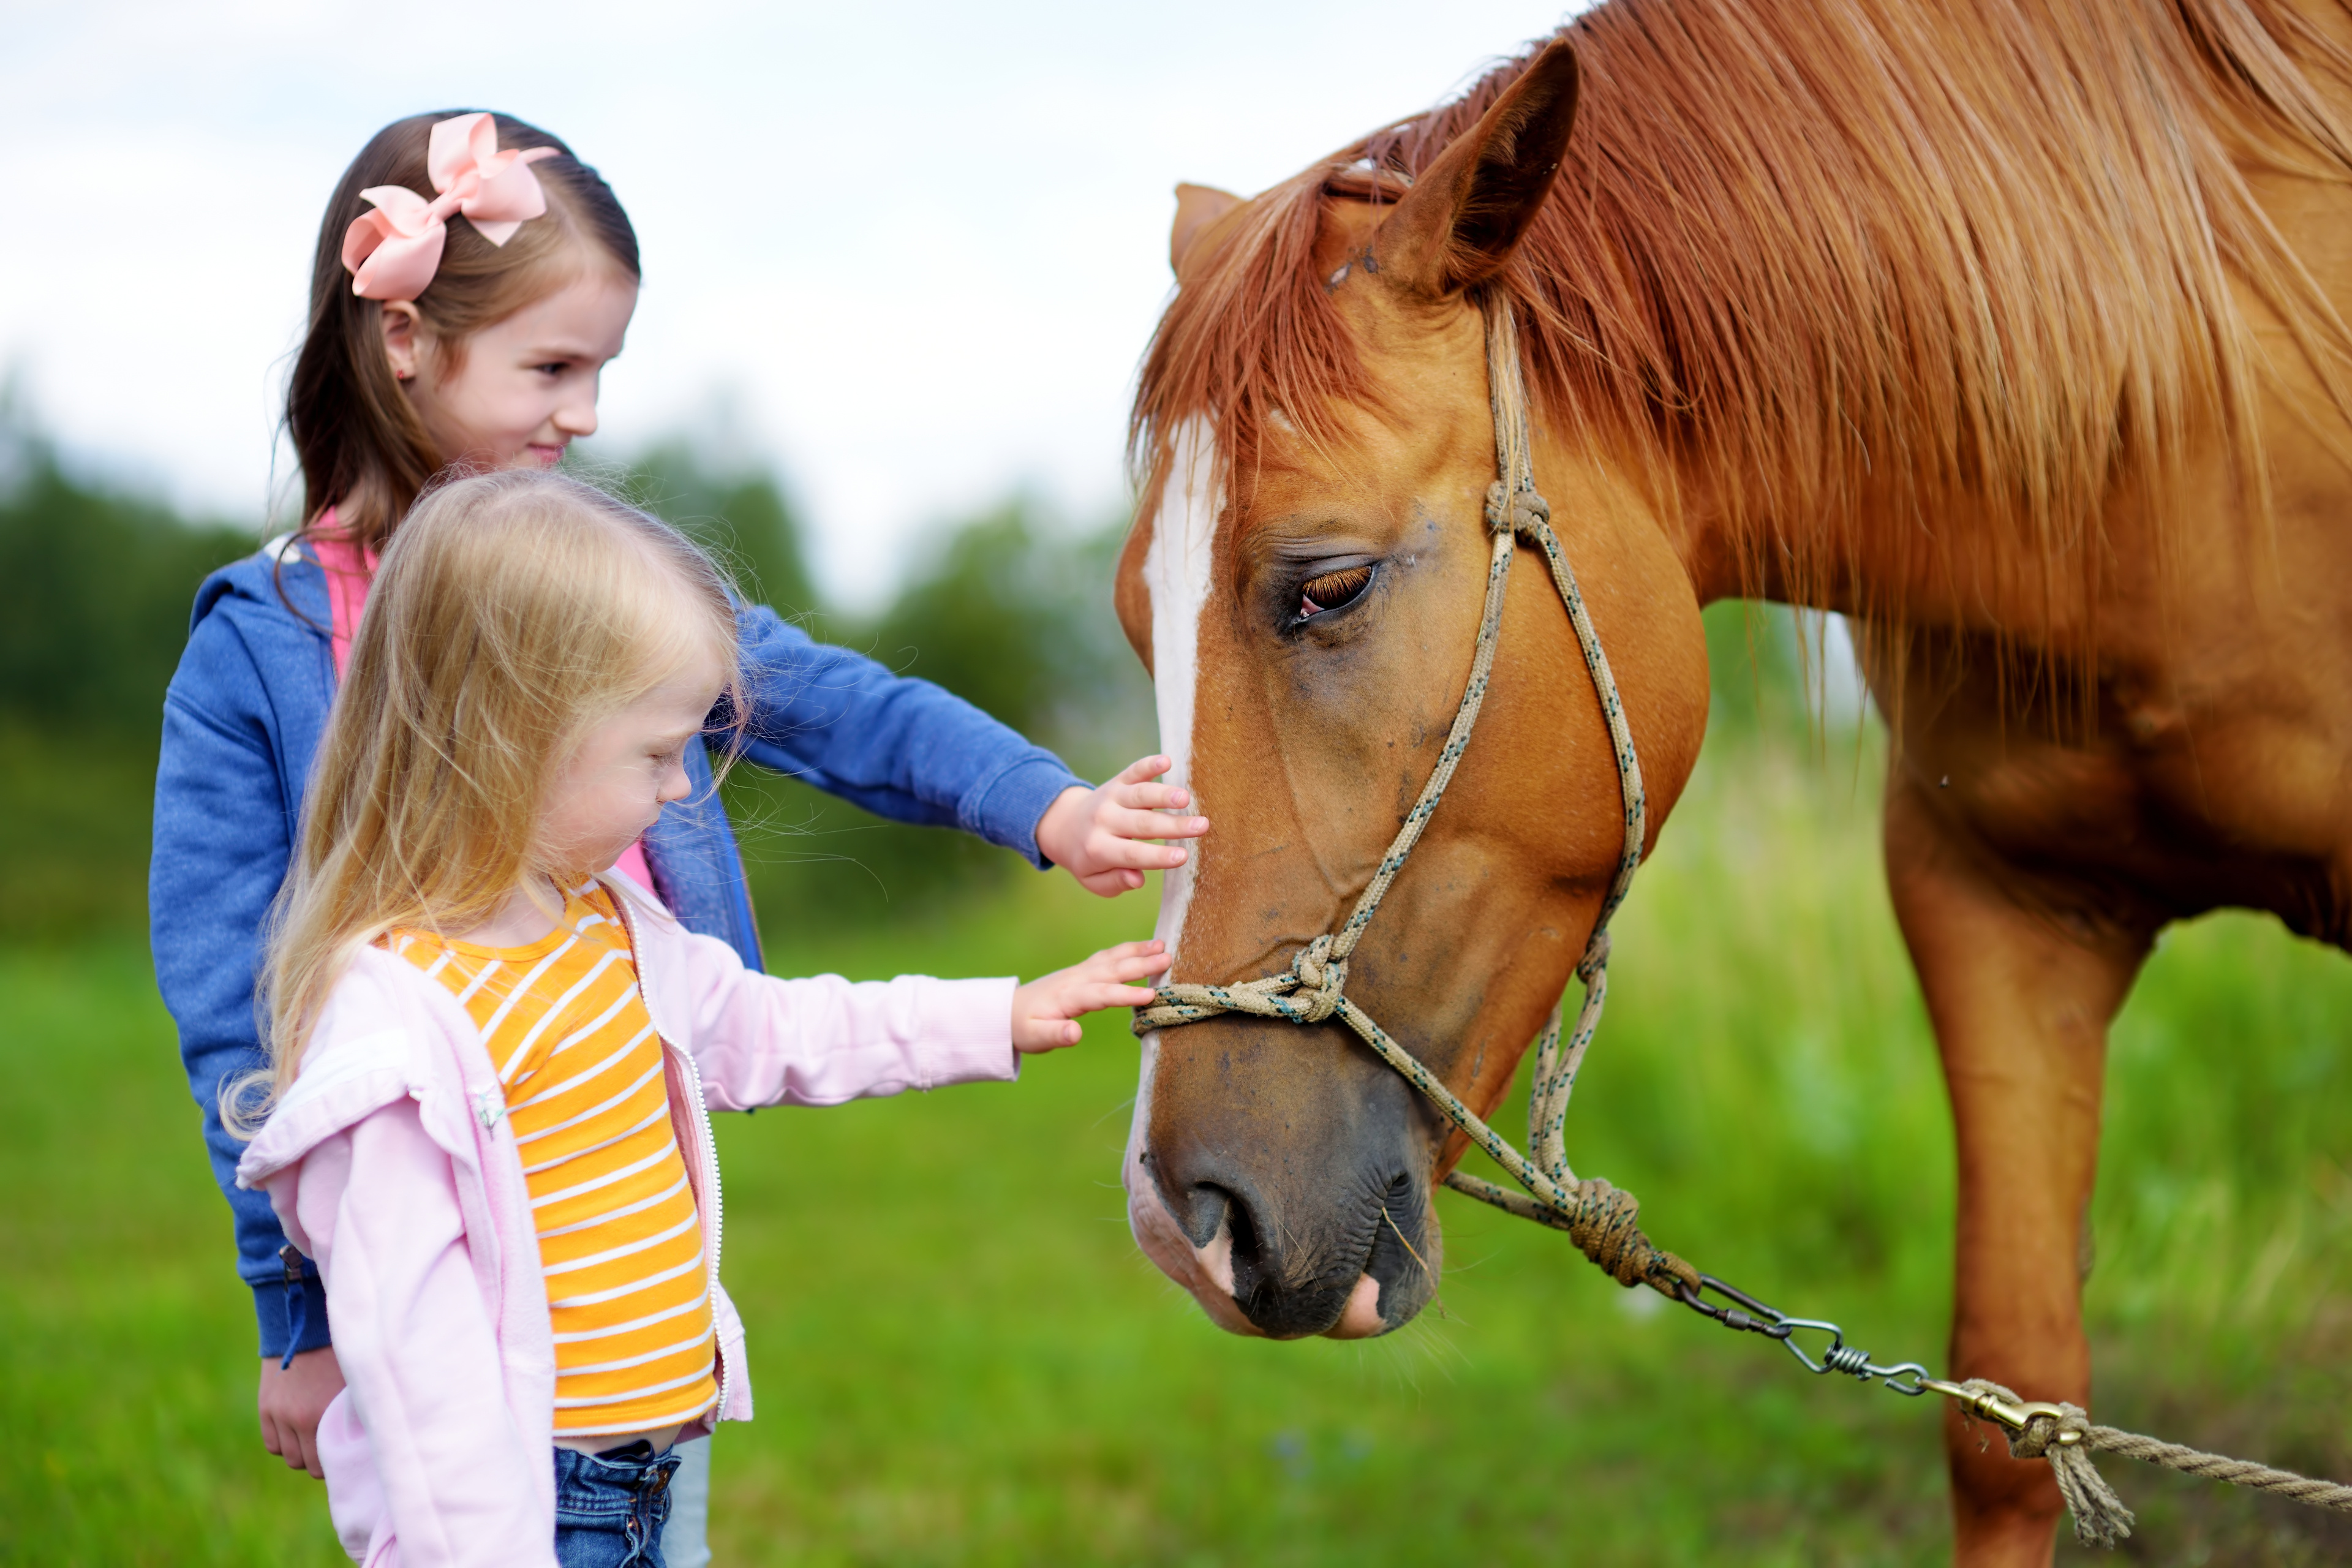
left=235, top=873, right=1018, bottom=1567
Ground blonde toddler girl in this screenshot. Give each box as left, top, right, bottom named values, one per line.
left=233, top=469, right=1165, bottom=1567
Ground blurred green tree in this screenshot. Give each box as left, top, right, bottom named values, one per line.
left=609, top=440, right=821, bottom=623
left=0, top=409, right=253, bottom=937
left=864, top=498, right=1155, bottom=768
left=0, top=409, right=1155, bottom=946
left=869, top=503, right=1059, bottom=741
left=722, top=494, right=1154, bottom=947
left=0, top=440, right=252, bottom=739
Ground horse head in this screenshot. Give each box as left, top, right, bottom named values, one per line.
left=1115, top=43, right=1712, bottom=1340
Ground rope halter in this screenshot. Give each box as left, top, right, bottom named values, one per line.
left=1134, top=298, right=1696, bottom=1298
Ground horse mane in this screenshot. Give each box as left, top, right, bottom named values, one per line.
left=1132, top=0, right=2352, bottom=660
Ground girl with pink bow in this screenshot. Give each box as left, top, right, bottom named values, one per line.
left=150, top=110, right=1208, bottom=1567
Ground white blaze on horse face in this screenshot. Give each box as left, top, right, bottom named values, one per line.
left=1124, top=418, right=1260, bottom=1332
left=1143, top=416, right=1218, bottom=958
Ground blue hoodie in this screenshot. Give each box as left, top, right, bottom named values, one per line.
left=151, top=538, right=1083, bottom=1357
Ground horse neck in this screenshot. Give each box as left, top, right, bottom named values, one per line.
left=1646, top=423, right=2117, bottom=648
left=1493, top=0, right=2352, bottom=647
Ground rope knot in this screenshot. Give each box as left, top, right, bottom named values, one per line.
left=1561, top=1178, right=1642, bottom=1286
left=1483, top=480, right=1553, bottom=538
left=1289, top=934, right=1347, bottom=1022
left=2010, top=1404, right=2092, bottom=1461
left=1575, top=927, right=1613, bottom=986
left=1958, top=1380, right=2135, bottom=1547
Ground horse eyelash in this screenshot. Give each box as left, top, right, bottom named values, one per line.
left=1294, top=564, right=1376, bottom=622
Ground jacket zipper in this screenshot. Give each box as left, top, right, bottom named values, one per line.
left=671, top=1039, right=729, bottom=1425
left=606, top=880, right=731, bottom=1426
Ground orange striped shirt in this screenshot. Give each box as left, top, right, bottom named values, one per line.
left=394, top=883, right=718, bottom=1435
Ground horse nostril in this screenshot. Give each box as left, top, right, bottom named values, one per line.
left=1363, top=1172, right=1426, bottom=1295
left=1182, top=1181, right=1275, bottom=1308
left=1173, top=1182, right=1231, bottom=1249
left=1382, top=1171, right=1415, bottom=1229
left=1175, top=1179, right=1272, bottom=1297
left=1222, top=1193, right=1267, bottom=1295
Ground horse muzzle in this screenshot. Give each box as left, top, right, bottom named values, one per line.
left=1124, top=1019, right=1444, bottom=1338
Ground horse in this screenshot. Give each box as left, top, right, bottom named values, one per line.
left=1111, top=3, right=2352, bottom=1561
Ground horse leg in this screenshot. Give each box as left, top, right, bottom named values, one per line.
left=1882, top=777, right=2153, bottom=1567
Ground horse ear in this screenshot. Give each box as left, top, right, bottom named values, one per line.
left=1372, top=40, right=1580, bottom=298
left=1171, top=183, right=1245, bottom=280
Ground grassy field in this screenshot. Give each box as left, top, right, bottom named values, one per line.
left=6, top=731, right=2350, bottom=1565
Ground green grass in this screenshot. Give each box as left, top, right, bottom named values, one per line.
left=0, top=725, right=162, bottom=942
left=6, top=734, right=2350, bottom=1564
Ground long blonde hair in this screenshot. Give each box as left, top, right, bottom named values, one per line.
left=234, top=470, right=740, bottom=1131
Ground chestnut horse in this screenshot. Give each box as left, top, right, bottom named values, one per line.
left=1114, top=4, right=2352, bottom=1562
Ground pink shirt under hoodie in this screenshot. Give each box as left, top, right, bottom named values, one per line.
left=236, top=872, right=1017, bottom=1567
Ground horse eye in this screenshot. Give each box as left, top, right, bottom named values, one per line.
left=1295, top=564, right=1374, bottom=621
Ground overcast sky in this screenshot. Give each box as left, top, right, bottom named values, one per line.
left=2, top=0, right=1583, bottom=605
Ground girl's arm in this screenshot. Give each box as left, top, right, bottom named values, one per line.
left=660, top=914, right=1166, bottom=1109
left=151, top=597, right=331, bottom=1362
left=726, top=605, right=1207, bottom=894
left=730, top=602, right=1078, bottom=862
left=280, top=1107, right=557, bottom=1568
left=673, top=917, right=1021, bottom=1109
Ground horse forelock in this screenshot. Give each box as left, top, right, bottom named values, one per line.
left=1130, top=0, right=2352, bottom=666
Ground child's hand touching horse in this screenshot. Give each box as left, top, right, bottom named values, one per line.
left=1036, top=755, right=1210, bottom=896
left=1012, top=940, right=1170, bottom=1051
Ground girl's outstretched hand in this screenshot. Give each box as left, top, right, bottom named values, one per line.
left=1035, top=756, right=1210, bottom=897
left=1012, top=939, right=1170, bottom=1053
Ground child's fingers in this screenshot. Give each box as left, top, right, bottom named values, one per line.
left=1030, top=948, right=1170, bottom=1013
left=1014, top=1017, right=1085, bottom=1052
left=1098, top=809, right=1210, bottom=849
left=1105, top=785, right=1210, bottom=834
left=1112, top=779, right=1193, bottom=813
left=1073, top=866, right=1148, bottom=897
left=1069, top=982, right=1163, bottom=1013
left=1112, top=753, right=1175, bottom=785
left=1127, top=809, right=1212, bottom=842
left=1088, top=939, right=1168, bottom=971
left=1093, top=835, right=1186, bottom=869
left=1091, top=839, right=1191, bottom=873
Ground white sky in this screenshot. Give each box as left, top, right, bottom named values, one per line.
left=1, top=0, right=1581, bottom=606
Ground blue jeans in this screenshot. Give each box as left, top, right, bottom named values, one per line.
left=553, top=1441, right=683, bottom=1568
left=659, top=1435, right=711, bottom=1567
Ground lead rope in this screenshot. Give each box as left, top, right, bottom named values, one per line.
left=1945, top=1379, right=2352, bottom=1546
left=1129, top=297, right=2352, bottom=1545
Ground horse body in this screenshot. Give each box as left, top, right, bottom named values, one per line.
left=1118, top=3, right=2352, bottom=1561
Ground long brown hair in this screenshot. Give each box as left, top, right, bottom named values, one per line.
left=235, top=471, right=739, bottom=1128
left=287, top=112, right=641, bottom=552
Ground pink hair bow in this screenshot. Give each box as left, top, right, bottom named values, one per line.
left=340, top=113, right=560, bottom=301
